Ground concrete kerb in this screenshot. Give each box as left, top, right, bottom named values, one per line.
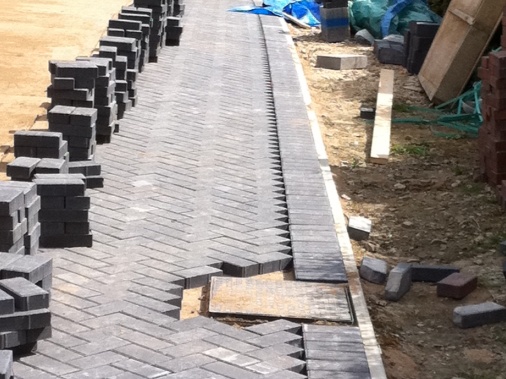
left=269, top=16, right=388, bottom=379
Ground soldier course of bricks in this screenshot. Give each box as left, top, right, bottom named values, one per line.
left=0, top=0, right=389, bottom=378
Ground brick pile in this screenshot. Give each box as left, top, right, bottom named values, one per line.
left=403, top=22, right=439, bottom=74
left=34, top=174, right=92, bottom=248
left=320, top=0, right=350, bottom=43
left=0, top=182, right=41, bottom=256
left=99, top=36, right=139, bottom=116
left=0, top=253, right=53, bottom=354
left=13, top=131, right=68, bottom=161
left=132, top=0, right=168, bottom=61
left=111, top=15, right=150, bottom=73
left=165, top=16, right=183, bottom=46
left=478, top=12, right=506, bottom=206
left=47, top=105, right=104, bottom=188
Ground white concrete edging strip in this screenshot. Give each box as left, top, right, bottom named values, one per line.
left=277, top=18, right=388, bottom=379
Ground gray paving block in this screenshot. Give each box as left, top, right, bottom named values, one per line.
left=359, top=257, right=388, bottom=284
left=316, top=54, right=367, bottom=70
left=0, top=290, right=14, bottom=316
left=7, top=157, right=41, bottom=180
left=14, top=131, right=62, bottom=149
left=0, top=182, right=37, bottom=205
left=39, top=234, right=93, bottom=248
left=0, top=189, right=25, bottom=216
left=33, top=178, right=86, bottom=197
left=0, top=219, right=27, bottom=246
left=384, top=262, right=412, bottom=301
left=171, top=266, right=223, bottom=289
left=453, top=302, right=506, bottom=328
left=0, top=308, right=51, bottom=332
left=0, top=278, right=49, bottom=311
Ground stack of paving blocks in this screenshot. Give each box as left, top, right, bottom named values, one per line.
left=47, top=105, right=104, bottom=188
left=76, top=57, right=118, bottom=143
left=99, top=36, right=138, bottom=115
left=0, top=182, right=41, bottom=256
left=34, top=174, right=92, bottom=248
left=403, top=21, right=439, bottom=74
left=47, top=60, right=99, bottom=109
left=13, top=131, right=68, bottom=161
left=478, top=12, right=506, bottom=207
left=48, top=106, right=97, bottom=161
left=165, top=16, right=183, bottom=46
left=0, top=186, right=29, bottom=255
left=119, top=7, right=153, bottom=70
left=108, top=18, right=150, bottom=73
left=133, top=0, right=168, bottom=61
left=0, top=253, right=53, bottom=354
left=320, top=0, right=350, bottom=43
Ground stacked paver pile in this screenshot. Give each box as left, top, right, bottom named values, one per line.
left=118, top=6, right=153, bottom=72
left=479, top=8, right=506, bottom=207
left=34, top=174, right=92, bottom=248
left=47, top=105, right=104, bottom=188
left=99, top=36, right=138, bottom=116
left=0, top=182, right=41, bottom=256
left=165, top=16, right=183, bottom=46
left=108, top=18, right=150, bottom=74
left=47, top=60, right=99, bottom=110
left=320, top=0, right=350, bottom=43
left=0, top=253, right=52, bottom=354
left=132, top=0, right=168, bottom=61
left=403, top=22, right=439, bottom=74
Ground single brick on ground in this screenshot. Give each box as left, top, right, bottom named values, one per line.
left=384, top=262, right=411, bottom=301
left=359, top=256, right=388, bottom=284
left=411, top=264, right=459, bottom=282
left=316, top=54, right=367, bottom=70
left=454, top=302, right=506, bottom=328
left=437, top=272, right=477, bottom=300
left=347, top=216, right=371, bottom=241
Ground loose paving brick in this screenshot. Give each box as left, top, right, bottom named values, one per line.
left=437, top=272, right=477, bottom=300
left=453, top=302, right=506, bottom=328
left=384, top=262, right=412, bottom=301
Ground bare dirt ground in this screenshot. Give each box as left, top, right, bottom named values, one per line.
left=290, top=26, right=506, bottom=379
left=0, top=0, right=132, bottom=179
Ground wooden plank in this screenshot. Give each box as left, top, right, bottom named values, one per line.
left=283, top=12, right=311, bottom=29
left=419, top=0, right=506, bottom=104
left=370, top=69, right=394, bottom=165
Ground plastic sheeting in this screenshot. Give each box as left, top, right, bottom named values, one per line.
left=229, top=0, right=321, bottom=27
left=350, top=0, right=441, bottom=38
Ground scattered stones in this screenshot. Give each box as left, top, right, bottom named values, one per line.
left=359, top=257, right=388, bottom=284
left=453, top=302, right=506, bottom=328
left=347, top=216, right=372, bottom=241
left=411, top=264, right=459, bottom=282
left=384, top=263, right=412, bottom=301
left=437, top=272, right=477, bottom=299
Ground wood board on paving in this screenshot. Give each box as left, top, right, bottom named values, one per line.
left=209, top=277, right=353, bottom=323
left=418, top=0, right=506, bottom=104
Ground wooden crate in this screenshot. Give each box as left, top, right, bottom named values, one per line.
left=418, top=0, right=506, bottom=104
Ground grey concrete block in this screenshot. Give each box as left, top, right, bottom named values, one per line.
left=384, top=263, right=411, bottom=301
left=48, top=105, right=75, bottom=124
left=1, top=255, right=53, bottom=284
left=33, top=177, right=86, bottom=197
left=0, top=182, right=37, bottom=205
left=355, top=29, right=375, bottom=45
left=359, top=257, right=388, bottom=284
left=39, top=234, right=93, bottom=248
left=0, top=219, right=27, bottom=245
left=347, top=216, right=371, bottom=241
left=14, top=131, right=62, bottom=149
left=34, top=158, right=68, bottom=175
left=0, top=278, right=49, bottom=311
left=0, top=350, right=13, bottom=379
left=0, top=290, right=14, bottom=316
left=0, top=308, right=51, bottom=332
left=316, top=54, right=367, bottom=70
left=411, top=264, right=459, bottom=282
left=0, top=188, right=25, bottom=216
left=454, top=302, right=506, bottom=328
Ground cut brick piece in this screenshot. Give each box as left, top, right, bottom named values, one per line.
left=359, top=257, right=388, bottom=284
left=384, top=263, right=411, bottom=301
left=411, top=264, right=459, bottom=282
left=454, top=302, right=506, bottom=328
left=347, top=216, right=371, bottom=241
left=0, top=350, right=13, bottom=379
left=316, top=54, right=368, bottom=70
left=437, top=272, right=477, bottom=300
left=14, top=131, right=62, bottom=149
left=0, top=278, right=49, bottom=311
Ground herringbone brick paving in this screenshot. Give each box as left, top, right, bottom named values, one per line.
left=10, top=0, right=361, bottom=377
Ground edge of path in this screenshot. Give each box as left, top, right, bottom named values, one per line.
left=259, top=14, right=388, bottom=379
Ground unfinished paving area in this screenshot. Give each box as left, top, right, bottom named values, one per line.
left=2, top=0, right=386, bottom=378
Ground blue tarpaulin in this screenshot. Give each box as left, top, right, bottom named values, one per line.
left=229, top=0, right=321, bottom=27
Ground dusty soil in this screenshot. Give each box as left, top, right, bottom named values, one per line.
left=290, top=26, right=506, bottom=379
left=0, top=0, right=132, bottom=178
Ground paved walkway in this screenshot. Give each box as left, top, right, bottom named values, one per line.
left=12, top=0, right=382, bottom=377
